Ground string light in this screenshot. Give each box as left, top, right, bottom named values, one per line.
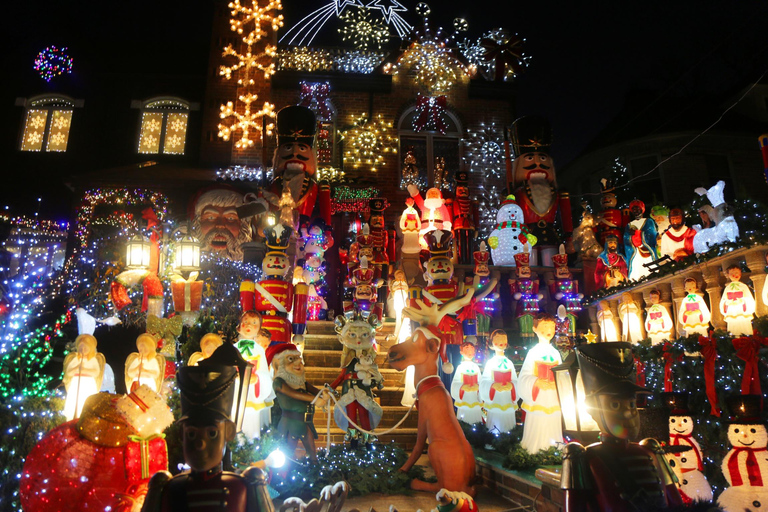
left=341, top=113, right=396, bottom=170
left=331, top=187, right=383, bottom=214
left=33, top=46, right=73, bottom=82
left=338, top=7, right=390, bottom=51
left=216, top=165, right=272, bottom=182
left=463, top=122, right=506, bottom=181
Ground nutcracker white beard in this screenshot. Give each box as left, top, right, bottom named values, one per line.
left=199, top=226, right=250, bottom=260
left=275, top=363, right=306, bottom=389
left=529, top=177, right=554, bottom=214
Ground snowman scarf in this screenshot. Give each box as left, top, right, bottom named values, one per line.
left=727, top=446, right=768, bottom=486
left=669, top=433, right=703, bottom=470
left=492, top=221, right=531, bottom=245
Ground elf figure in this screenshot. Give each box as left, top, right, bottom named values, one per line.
left=452, top=171, right=478, bottom=265
left=678, top=277, right=711, bottom=337
left=721, top=264, right=756, bottom=336
left=624, top=199, right=658, bottom=281
left=645, top=289, right=674, bottom=345
left=235, top=311, right=274, bottom=440
left=240, top=223, right=308, bottom=346
left=450, top=341, right=483, bottom=425
left=511, top=249, right=542, bottom=338
left=618, top=292, right=645, bottom=343
left=479, top=330, right=518, bottom=434
left=518, top=313, right=563, bottom=454
left=718, top=395, right=768, bottom=512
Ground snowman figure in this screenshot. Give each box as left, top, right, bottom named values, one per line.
left=719, top=395, right=768, bottom=512
left=666, top=447, right=714, bottom=504
left=488, top=195, right=537, bottom=266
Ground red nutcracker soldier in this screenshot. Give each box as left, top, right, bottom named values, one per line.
left=141, top=365, right=275, bottom=512
left=414, top=229, right=462, bottom=388
left=368, top=198, right=395, bottom=303
left=560, top=343, right=683, bottom=512
left=343, top=256, right=383, bottom=322
left=452, top=171, right=478, bottom=265
left=271, top=105, right=331, bottom=225
left=552, top=244, right=582, bottom=335
left=511, top=250, right=542, bottom=338
left=509, top=116, right=573, bottom=267
left=597, top=178, right=626, bottom=246
left=460, top=241, right=499, bottom=363
left=348, top=224, right=376, bottom=280
left=240, top=224, right=308, bottom=346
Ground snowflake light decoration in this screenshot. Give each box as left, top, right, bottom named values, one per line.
left=220, top=0, right=283, bottom=82
left=342, top=113, right=396, bottom=171
left=460, top=28, right=528, bottom=82
left=34, top=46, right=73, bottom=82
left=339, top=7, right=390, bottom=51
left=475, top=184, right=501, bottom=239
left=463, top=122, right=506, bottom=180
left=218, top=93, right=276, bottom=149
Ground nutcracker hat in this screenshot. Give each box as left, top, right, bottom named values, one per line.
left=369, top=197, right=387, bottom=215
left=551, top=248, right=569, bottom=268
left=425, top=229, right=453, bottom=256
left=455, top=170, right=470, bottom=186
left=575, top=342, right=650, bottom=398
left=660, top=392, right=691, bottom=416
left=514, top=251, right=530, bottom=268
left=177, top=364, right=237, bottom=423
left=600, top=178, right=616, bottom=194
left=352, top=264, right=374, bottom=285
left=511, top=116, right=552, bottom=156
left=266, top=342, right=301, bottom=368
left=725, top=394, right=764, bottom=425
left=275, top=105, right=317, bottom=147
left=473, top=248, right=490, bottom=264
left=264, top=223, right=293, bottom=252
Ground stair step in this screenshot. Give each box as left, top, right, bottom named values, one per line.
left=302, top=333, right=401, bottom=352
left=306, top=367, right=405, bottom=387
left=302, top=349, right=390, bottom=367
left=307, top=320, right=397, bottom=335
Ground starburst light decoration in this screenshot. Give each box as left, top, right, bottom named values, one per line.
left=218, top=93, right=276, bottom=149
left=279, top=0, right=411, bottom=47
left=342, top=114, right=396, bottom=171
left=339, top=7, right=390, bottom=50
left=463, top=122, right=506, bottom=180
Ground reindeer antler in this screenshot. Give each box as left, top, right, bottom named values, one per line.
left=403, top=287, right=475, bottom=327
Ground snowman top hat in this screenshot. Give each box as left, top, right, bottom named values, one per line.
left=726, top=394, right=764, bottom=425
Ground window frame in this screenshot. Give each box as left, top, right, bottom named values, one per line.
left=18, top=95, right=77, bottom=153
left=135, top=97, right=192, bottom=156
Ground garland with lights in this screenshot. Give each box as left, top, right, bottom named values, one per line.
left=217, top=165, right=272, bottom=182
left=342, top=114, right=396, bottom=171
left=276, top=47, right=386, bottom=74
left=330, top=187, right=384, bottom=214
left=33, top=46, right=73, bottom=82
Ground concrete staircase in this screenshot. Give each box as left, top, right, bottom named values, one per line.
left=302, top=320, right=419, bottom=451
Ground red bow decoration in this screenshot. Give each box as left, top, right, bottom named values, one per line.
left=662, top=342, right=682, bottom=392
left=299, top=82, right=332, bottom=121
left=698, top=336, right=720, bottom=416
left=141, top=208, right=160, bottom=274
left=635, top=359, right=646, bottom=388
left=733, top=335, right=768, bottom=397
left=480, top=35, right=524, bottom=81
left=457, top=298, right=486, bottom=322
left=413, top=94, right=447, bottom=134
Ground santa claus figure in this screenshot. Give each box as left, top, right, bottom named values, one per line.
left=407, top=185, right=453, bottom=240
left=450, top=341, right=483, bottom=425
left=479, top=330, right=518, bottom=434
left=678, top=278, right=711, bottom=337
left=452, top=171, right=478, bottom=264
left=509, top=116, right=573, bottom=267
left=721, top=264, right=756, bottom=336
left=192, top=187, right=253, bottom=261
left=659, top=208, right=696, bottom=261
left=719, top=394, right=768, bottom=512
left=645, top=289, right=674, bottom=345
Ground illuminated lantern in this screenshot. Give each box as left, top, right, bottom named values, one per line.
left=172, top=232, right=201, bottom=273
left=200, top=342, right=253, bottom=435
left=552, top=351, right=600, bottom=445
left=126, top=232, right=151, bottom=269
left=488, top=195, right=536, bottom=266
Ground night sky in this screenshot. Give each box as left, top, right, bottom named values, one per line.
left=2, top=0, right=768, bottom=194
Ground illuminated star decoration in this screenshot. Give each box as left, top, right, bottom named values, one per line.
left=342, top=113, right=396, bottom=171
left=220, top=0, right=284, bottom=82
left=584, top=329, right=598, bottom=344
left=338, top=7, right=390, bottom=51
left=218, top=93, right=276, bottom=149
left=280, top=0, right=411, bottom=47
left=34, top=46, right=73, bottom=82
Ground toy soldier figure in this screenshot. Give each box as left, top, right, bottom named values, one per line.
left=561, top=342, right=683, bottom=511
left=141, top=364, right=274, bottom=512
left=452, top=171, right=477, bottom=265
left=240, top=224, right=308, bottom=346
left=368, top=198, right=395, bottom=302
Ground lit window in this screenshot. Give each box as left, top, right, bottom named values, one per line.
left=398, top=107, right=462, bottom=191
left=137, top=99, right=189, bottom=155
left=20, top=97, right=75, bottom=152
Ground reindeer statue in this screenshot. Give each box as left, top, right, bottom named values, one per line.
left=387, top=288, right=477, bottom=500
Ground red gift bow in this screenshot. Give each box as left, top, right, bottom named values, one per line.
left=733, top=335, right=768, bottom=397
left=457, top=298, right=486, bottom=322
left=299, top=82, right=332, bottom=121
left=662, top=342, right=682, bottom=392
left=698, top=336, right=720, bottom=416
left=413, top=94, right=447, bottom=134
left=480, top=35, right=524, bottom=81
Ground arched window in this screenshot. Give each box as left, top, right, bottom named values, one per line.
left=20, top=95, right=76, bottom=152
left=136, top=98, right=190, bottom=155
left=397, top=106, right=462, bottom=190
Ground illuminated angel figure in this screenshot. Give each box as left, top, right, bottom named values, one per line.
left=125, top=333, right=166, bottom=393
left=62, top=334, right=106, bottom=421
left=339, top=7, right=390, bottom=50
left=280, top=0, right=411, bottom=47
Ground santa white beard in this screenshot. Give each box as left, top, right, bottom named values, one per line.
left=275, top=365, right=306, bottom=389
left=200, top=226, right=250, bottom=260
left=529, top=178, right=554, bottom=214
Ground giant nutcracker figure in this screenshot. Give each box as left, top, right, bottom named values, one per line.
left=270, top=105, right=331, bottom=225
left=240, top=224, right=308, bottom=346
left=509, top=116, right=573, bottom=267
left=452, top=171, right=478, bottom=265
left=414, top=229, right=462, bottom=388
left=141, top=365, right=274, bottom=512
left=560, top=342, right=683, bottom=511
left=368, top=197, right=396, bottom=302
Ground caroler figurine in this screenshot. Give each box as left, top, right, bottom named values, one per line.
left=720, top=264, right=756, bottom=336
left=479, top=329, right=518, bottom=434
left=141, top=365, right=274, bottom=512
left=240, top=223, right=308, bottom=346
left=450, top=341, right=483, bottom=425
left=560, top=342, right=683, bottom=511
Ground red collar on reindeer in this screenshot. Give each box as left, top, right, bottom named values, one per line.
left=416, top=375, right=444, bottom=400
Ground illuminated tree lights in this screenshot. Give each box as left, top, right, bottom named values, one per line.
left=33, top=46, right=73, bottom=82
left=342, top=114, right=396, bottom=170
left=218, top=94, right=276, bottom=149
left=338, top=7, right=390, bottom=51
